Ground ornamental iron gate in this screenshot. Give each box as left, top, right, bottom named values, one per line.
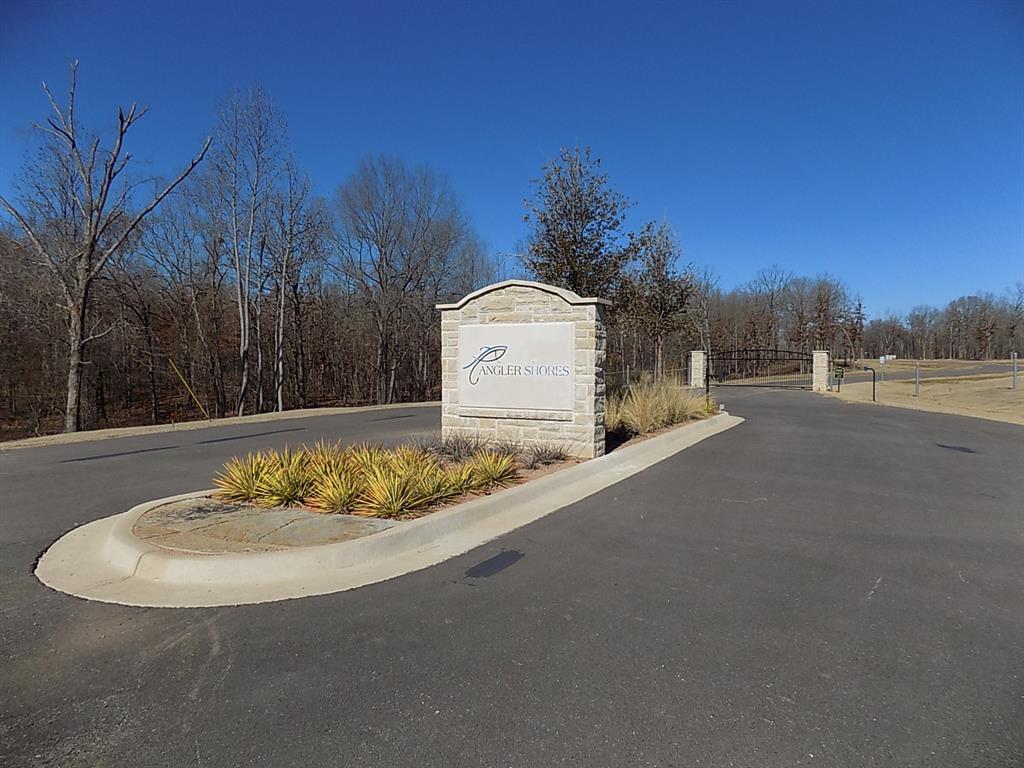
left=706, top=349, right=815, bottom=389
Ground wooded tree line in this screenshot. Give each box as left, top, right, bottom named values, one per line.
left=1, top=67, right=1020, bottom=439
left=0, top=69, right=491, bottom=439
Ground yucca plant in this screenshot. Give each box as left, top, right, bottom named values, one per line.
left=432, top=434, right=487, bottom=462
left=213, top=452, right=271, bottom=502
left=467, top=450, right=519, bottom=489
left=308, top=465, right=363, bottom=513
left=522, top=443, right=568, bottom=469
left=344, top=443, right=388, bottom=477
left=487, top=438, right=522, bottom=458
left=415, top=463, right=463, bottom=506
left=443, top=463, right=480, bottom=495
left=307, top=439, right=346, bottom=476
left=389, top=444, right=438, bottom=474
left=355, top=463, right=436, bottom=518
left=255, top=446, right=315, bottom=507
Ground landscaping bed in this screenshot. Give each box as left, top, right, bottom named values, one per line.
left=154, top=437, right=577, bottom=541
left=125, top=380, right=714, bottom=556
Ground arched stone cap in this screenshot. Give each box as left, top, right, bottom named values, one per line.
left=436, top=279, right=612, bottom=310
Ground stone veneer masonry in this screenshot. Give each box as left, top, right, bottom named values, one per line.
left=437, top=280, right=610, bottom=459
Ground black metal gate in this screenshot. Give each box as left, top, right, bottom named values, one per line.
left=706, top=349, right=814, bottom=389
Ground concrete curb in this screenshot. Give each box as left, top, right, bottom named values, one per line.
left=35, top=412, right=744, bottom=608
left=1, top=401, right=440, bottom=452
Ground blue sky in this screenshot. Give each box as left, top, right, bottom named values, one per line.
left=2, top=0, right=1021, bottom=316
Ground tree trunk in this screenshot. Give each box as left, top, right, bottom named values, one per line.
left=146, top=331, right=158, bottom=424
left=63, top=296, right=88, bottom=433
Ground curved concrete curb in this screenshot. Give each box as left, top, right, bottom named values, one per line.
left=36, top=413, right=743, bottom=608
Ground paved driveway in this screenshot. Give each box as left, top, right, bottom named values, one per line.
left=2, top=394, right=1022, bottom=767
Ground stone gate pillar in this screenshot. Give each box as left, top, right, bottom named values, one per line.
left=437, top=280, right=610, bottom=458
left=813, top=350, right=830, bottom=392
left=689, top=350, right=706, bottom=388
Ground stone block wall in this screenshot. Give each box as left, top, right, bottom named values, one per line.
left=812, top=350, right=830, bottom=392
left=689, top=350, right=706, bottom=388
left=437, top=281, right=609, bottom=458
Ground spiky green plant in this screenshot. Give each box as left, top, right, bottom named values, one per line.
left=430, top=434, right=487, bottom=462
left=442, top=463, right=479, bottom=494
left=487, top=438, right=523, bottom=458
left=522, top=443, right=568, bottom=469
left=213, top=452, right=271, bottom=502
left=467, top=450, right=519, bottom=489
left=255, top=446, right=315, bottom=507
left=389, top=444, right=438, bottom=474
left=355, top=463, right=436, bottom=518
left=307, top=439, right=346, bottom=476
left=308, top=466, right=363, bottom=513
left=344, top=443, right=388, bottom=477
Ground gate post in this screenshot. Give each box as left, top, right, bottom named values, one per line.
left=812, top=351, right=829, bottom=392
left=689, top=350, right=706, bottom=388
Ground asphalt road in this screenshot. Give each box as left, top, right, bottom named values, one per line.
left=2, top=394, right=1023, bottom=767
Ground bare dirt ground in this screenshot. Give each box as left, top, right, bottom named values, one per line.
left=829, top=373, right=1024, bottom=425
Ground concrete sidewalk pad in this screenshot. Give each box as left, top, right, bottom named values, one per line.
left=35, top=413, right=743, bottom=608
left=133, top=499, right=395, bottom=553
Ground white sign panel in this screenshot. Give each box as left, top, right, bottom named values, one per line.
left=458, top=323, right=575, bottom=411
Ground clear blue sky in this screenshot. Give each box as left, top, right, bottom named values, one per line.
left=2, top=0, right=1021, bottom=316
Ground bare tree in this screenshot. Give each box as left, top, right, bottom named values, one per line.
left=0, top=62, right=210, bottom=431
left=210, top=85, right=284, bottom=415
left=334, top=155, right=478, bottom=403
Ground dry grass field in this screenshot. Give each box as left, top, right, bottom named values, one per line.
left=830, top=373, right=1024, bottom=425
left=850, top=358, right=1016, bottom=373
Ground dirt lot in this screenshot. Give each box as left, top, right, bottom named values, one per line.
left=829, top=373, right=1024, bottom=425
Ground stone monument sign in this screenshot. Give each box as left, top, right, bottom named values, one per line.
left=437, top=280, right=610, bottom=458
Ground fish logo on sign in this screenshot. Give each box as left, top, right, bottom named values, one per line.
left=463, top=345, right=507, bottom=385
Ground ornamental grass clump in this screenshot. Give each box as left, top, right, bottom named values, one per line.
left=606, top=379, right=711, bottom=437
